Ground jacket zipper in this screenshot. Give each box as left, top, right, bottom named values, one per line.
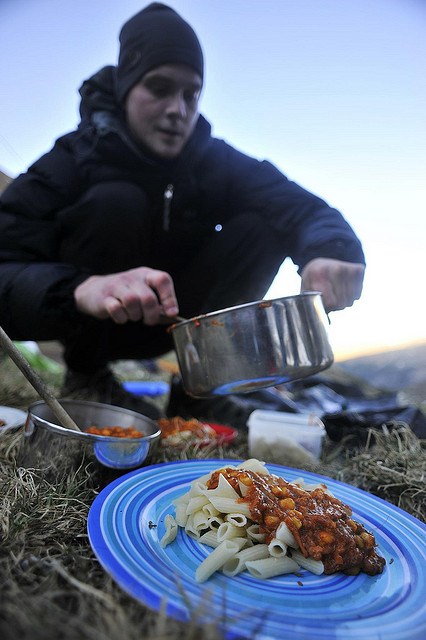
left=163, top=184, right=174, bottom=231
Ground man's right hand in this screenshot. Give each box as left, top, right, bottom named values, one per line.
left=74, top=266, right=179, bottom=325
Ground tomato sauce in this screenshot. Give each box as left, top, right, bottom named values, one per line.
left=207, top=467, right=385, bottom=576
left=158, top=416, right=215, bottom=441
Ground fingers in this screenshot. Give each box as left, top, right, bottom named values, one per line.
left=104, top=295, right=131, bottom=324
left=144, top=269, right=179, bottom=317
left=350, top=265, right=365, bottom=301
left=74, top=268, right=179, bottom=325
left=300, top=258, right=365, bottom=313
left=334, top=263, right=365, bottom=310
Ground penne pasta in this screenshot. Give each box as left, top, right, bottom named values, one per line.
left=185, top=495, right=209, bottom=515
left=275, top=521, right=298, bottom=548
left=203, top=473, right=239, bottom=499
left=235, top=459, right=268, bottom=474
left=195, top=539, right=241, bottom=583
left=222, top=544, right=270, bottom=577
left=172, top=490, right=190, bottom=506
left=202, top=503, right=220, bottom=517
left=208, top=496, right=251, bottom=517
left=225, top=513, right=247, bottom=527
left=184, top=514, right=200, bottom=538
left=292, top=478, right=332, bottom=496
left=246, top=524, right=266, bottom=543
left=217, top=521, right=244, bottom=542
left=188, top=479, right=209, bottom=494
left=290, top=550, right=324, bottom=575
left=196, top=466, right=236, bottom=487
left=191, top=509, right=210, bottom=533
left=238, top=479, right=250, bottom=497
left=198, top=530, right=220, bottom=548
left=207, top=515, right=224, bottom=529
left=245, top=556, right=300, bottom=579
left=174, top=502, right=189, bottom=528
left=268, top=538, right=288, bottom=557
left=160, top=514, right=178, bottom=548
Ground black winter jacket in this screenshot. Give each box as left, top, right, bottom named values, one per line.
left=0, top=66, right=365, bottom=339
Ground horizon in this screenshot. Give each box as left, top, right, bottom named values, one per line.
left=334, top=337, right=426, bottom=362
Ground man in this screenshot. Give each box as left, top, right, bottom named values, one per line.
left=0, top=3, right=365, bottom=424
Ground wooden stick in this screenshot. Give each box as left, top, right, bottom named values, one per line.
left=0, top=326, right=81, bottom=432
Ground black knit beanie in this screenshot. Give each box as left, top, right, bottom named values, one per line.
left=116, top=2, right=204, bottom=103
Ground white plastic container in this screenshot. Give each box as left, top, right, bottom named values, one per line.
left=247, top=410, right=325, bottom=461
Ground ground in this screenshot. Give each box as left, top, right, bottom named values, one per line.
left=0, top=340, right=425, bottom=639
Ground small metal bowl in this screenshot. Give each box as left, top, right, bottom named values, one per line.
left=24, top=399, right=161, bottom=470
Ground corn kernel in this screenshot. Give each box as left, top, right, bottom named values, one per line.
left=319, top=530, right=335, bottom=544
left=355, top=535, right=364, bottom=548
left=347, top=519, right=358, bottom=532
left=361, top=532, right=374, bottom=547
left=264, top=514, right=280, bottom=527
left=279, top=498, right=295, bottom=510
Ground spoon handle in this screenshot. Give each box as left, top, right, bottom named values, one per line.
left=0, top=326, right=81, bottom=432
left=159, top=313, right=187, bottom=325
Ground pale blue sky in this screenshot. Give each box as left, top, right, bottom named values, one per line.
left=1, top=0, right=425, bottom=358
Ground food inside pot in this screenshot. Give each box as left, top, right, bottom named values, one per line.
left=86, top=425, right=144, bottom=438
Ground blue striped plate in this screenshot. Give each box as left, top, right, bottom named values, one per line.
left=88, top=459, right=426, bottom=639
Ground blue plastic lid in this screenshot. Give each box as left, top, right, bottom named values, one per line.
left=123, top=380, right=169, bottom=397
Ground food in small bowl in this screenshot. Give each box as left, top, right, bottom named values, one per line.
left=86, top=425, right=145, bottom=439
left=158, top=416, right=237, bottom=447
left=25, top=400, right=160, bottom=469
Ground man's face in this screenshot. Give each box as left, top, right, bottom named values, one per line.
left=124, top=63, right=202, bottom=159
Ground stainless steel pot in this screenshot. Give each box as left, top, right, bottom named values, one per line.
left=169, top=292, right=333, bottom=398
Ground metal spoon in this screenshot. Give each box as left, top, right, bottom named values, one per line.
left=159, top=313, right=188, bottom=325
left=0, top=325, right=81, bottom=432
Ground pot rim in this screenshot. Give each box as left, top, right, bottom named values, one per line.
left=27, top=399, right=161, bottom=443
left=170, top=291, right=324, bottom=330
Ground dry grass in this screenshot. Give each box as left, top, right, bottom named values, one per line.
left=329, top=423, right=426, bottom=522
left=0, top=429, right=249, bottom=640
left=1, top=422, right=425, bottom=640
